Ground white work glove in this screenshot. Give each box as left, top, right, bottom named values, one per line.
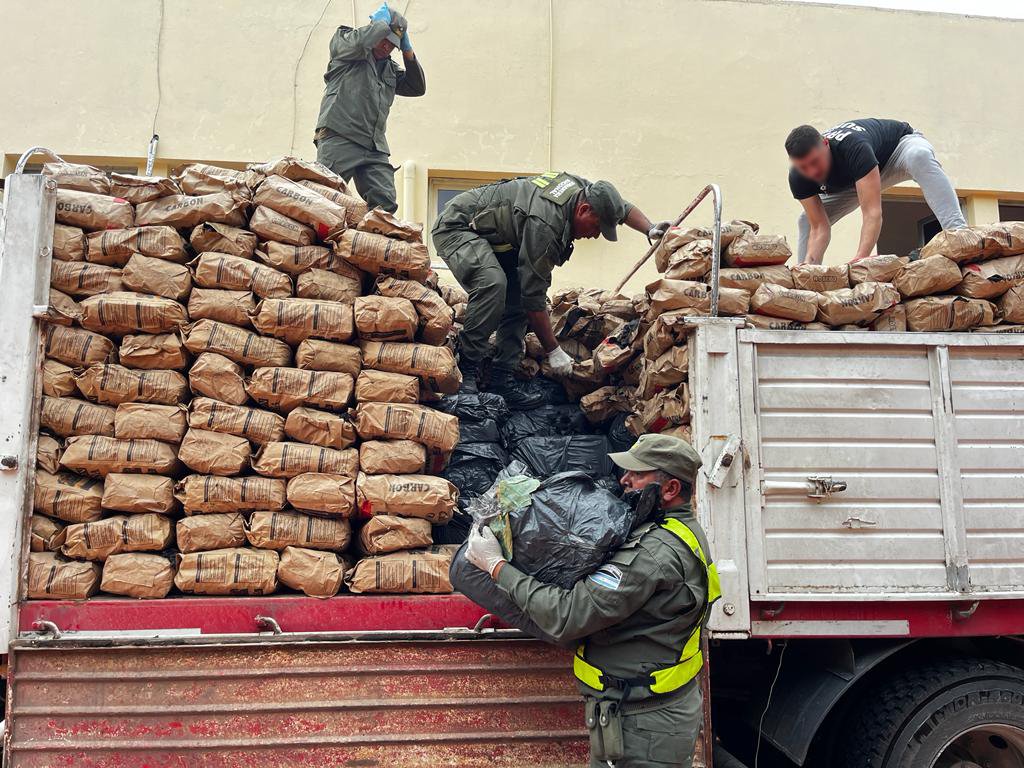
left=647, top=220, right=671, bottom=245
left=547, top=346, right=574, bottom=377
left=465, top=525, right=506, bottom=578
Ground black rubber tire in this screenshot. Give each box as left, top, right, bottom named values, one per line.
left=839, top=656, right=1024, bottom=768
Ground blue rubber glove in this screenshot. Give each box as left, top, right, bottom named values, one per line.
left=400, top=28, right=412, bottom=52
left=369, top=3, right=391, bottom=24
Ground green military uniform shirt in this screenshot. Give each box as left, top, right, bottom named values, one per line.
left=494, top=504, right=710, bottom=701
left=433, top=173, right=634, bottom=312
left=316, top=21, right=426, bottom=154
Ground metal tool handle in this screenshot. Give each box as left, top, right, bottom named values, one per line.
left=14, top=147, right=64, bottom=175
left=613, top=183, right=723, bottom=317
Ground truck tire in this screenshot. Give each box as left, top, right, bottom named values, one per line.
left=840, top=657, right=1024, bottom=768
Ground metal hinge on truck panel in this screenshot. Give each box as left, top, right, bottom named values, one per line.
left=762, top=475, right=848, bottom=501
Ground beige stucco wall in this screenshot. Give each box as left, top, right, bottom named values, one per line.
left=2, top=0, right=1022, bottom=292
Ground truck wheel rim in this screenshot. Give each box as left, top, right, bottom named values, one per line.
left=933, top=724, right=1024, bottom=768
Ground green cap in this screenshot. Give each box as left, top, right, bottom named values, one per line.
left=608, top=433, right=702, bottom=482
left=386, top=10, right=407, bottom=46
left=586, top=180, right=627, bottom=241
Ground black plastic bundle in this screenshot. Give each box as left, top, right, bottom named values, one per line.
left=511, top=435, right=613, bottom=478
left=501, top=404, right=592, bottom=447
left=442, top=442, right=510, bottom=497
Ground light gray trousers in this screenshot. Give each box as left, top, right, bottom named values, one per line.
left=796, top=132, right=968, bottom=262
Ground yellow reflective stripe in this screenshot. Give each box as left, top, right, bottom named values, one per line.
left=574, top=645, right=605, bottom=691
left=679, top=624, right=701, bottom=661
left=661, top=517, right=722, bottom=604
left=530, top=170, right=561, bottom=188
left=649, top=650, right=704, bottom=694
left=492, top=243, right=514, bottom=253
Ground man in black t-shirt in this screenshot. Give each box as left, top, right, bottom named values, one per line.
left=786, top=118, right=967, bottom=264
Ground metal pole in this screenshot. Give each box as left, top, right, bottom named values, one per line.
left=14, top=147, right=63, bottom=175
left=708, top=183, right=723, bottom=317
left=145, top=134, right=159, bottom=176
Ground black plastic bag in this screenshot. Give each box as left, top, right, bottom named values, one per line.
left=435, top=392, right=510, bottom=424
left=442, top=442, right=509, bottom=498
left=501, top=404, right=591, bottom=447
left=606, top=412, right=637, bottom=453
left=511, top=435, right=613, bottom=479
left=450, top=471, right=640, bottom=645
left=458, top=418, right=501, bottom=444
left=532, top=376, right=570, bottom=406
left=433, top=510, right=471, bottom=544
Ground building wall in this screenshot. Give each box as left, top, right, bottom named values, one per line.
left=2, top=0, right=1022, bottom=292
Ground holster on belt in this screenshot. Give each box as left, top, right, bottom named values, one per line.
left=585, top=698, right=624, bottom=762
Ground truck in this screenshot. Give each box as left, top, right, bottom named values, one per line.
left=3, top=155, right=1024, bottom=767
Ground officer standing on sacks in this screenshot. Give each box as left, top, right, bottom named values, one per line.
left=464, top=434, right=720, bottom=767
left=432, top=171, right=668, bottom=408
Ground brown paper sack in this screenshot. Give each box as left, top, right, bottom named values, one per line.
left=249, top=205, right=316, bottom=246
left=251, top=442, right=358, bottom=479
left=55, top=189, right=133, bottom=231
left=101, top=553, right=175, bottom=598
left=37, top=434, right=63, bottom=474
left=356, top=473, right=457, bottom=522
left=254, top=175, right=348, bottom=237
left=359, top=340, right=461, bottom=394
left=295, top=339, right=362, bottom=375
left=643, top=310, right=698, bottom=360
left=580, top=386, right=635, bottom=424
left=102, top=473, right=178, bottom=515
left=750, top=284, right=818, bottom=322
left=27, top=552, right=100, bottom=599
left=359, top=515, right=432, bottom=555
left=333, top=229, right=431, bottom=280
left=245, top=510, right=352, bottom=551
left=357, top=209, right=424, bottom=242
left=189, top=397, right=284, bottom=444
left=354, top=401, right=460, bottom=452
left=956, top=254, right=1024, bottom=299
left=974, top=324, right=1024, bottom=334
left=50, top=261, right=123, bottom=297
left=870, top=304, right=908, bottom=332
left=43, top=161, right=110, bottom=194
left=665, top=240, right=713, bottom=281
left=791, top=263, right=850, bottom=293
left=79, top=291, right=188, bottom=335
left=135, top=191, right=248, bottom=229
left=284, top=407, right=357, bottom=449
left=848, top=255, right=909, bottom=285
left=179, top=428, right=252, bottom=476
left=191, top=252, right=293, bottom=299
left=109, top=173, right=180, bottom=205
left=63, top=513, right=174, bottom=561
left=815, top=282, right=900, bottom=326
left=646, top=280, right=710, bottom=314
left=246, top=367, right=353, bottom=412
left=249, top=157, right=348, bottom=190
left=278, top=546, right=346, bottom=598
left=287, top=472, right=356, bottom=516
left=998, top=285, right=1024, bottom=323
left=174, top=474, right=287, bottom=515
left=176, top=513, right=246, bottom=553
left=47, top=288, right=83, bottom=326
left=259, top=242, right=344, bottom=276
left=723, top=234, right=791, bottom=267
left=355, top=369, right=419, bottom=403
left=174, top=548, right=278, bottom=595
left=653, top=227, right=709, bottom=272
left=188, top=288, right=256, bottom=328
left=296, top=268, right=363, bottom=303
left=250, top=298, right=355, bottom=345
left=75, top=363, right=188, bottom=406
left=375, top=276, right=454, bottom=346
left=41, top=396, right=115, bottom=437
left=298, top=180, right=368, bottom=227
left=61, top=435, right=179, bottom=478
left=119, top=332, right=190, bottom=370
left=43, top=359, right=78, bottom=398
left=628, top=384, right=690, bottom=435
left=53, top=224, right=88, bottom=261
left=920, top=222, right=1024, bottom=263
left=346, top=547, right=453, bottom=594
left=744, top=314, right=830, bottom=331
left=87, top=226, right=187, bottom=265
left=893, top=256, right=962, bottom=299
left=30, top=515, right=67, bottom=552
left=171, top=163, right=249, bottom=196
left=353, top=295, right=418, bottom=341
left=189, top=352, right=248, bottom=406
left=190, top=222, right=258, bottom=259
left=34, top=470, right=103, bottom=522
left=904, top=296, right=998, bottom=332
left=439, top=282, right=469, bottom=306
left=182, top=319, right=292, bottom=368
left=637, top=346, right=689, bottom=398
left=719, top=220, right=759, bottom=248
left=359, top=439, right=426, bottom=474
left=122, top=254, right=192, bottom=301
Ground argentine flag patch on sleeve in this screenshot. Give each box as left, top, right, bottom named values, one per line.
left=588, top=564, right=623, bottom=590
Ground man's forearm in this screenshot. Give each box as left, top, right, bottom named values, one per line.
left=805, top=226, right=831, bottom=265
left=526, top=309, right=558, bottom=352
left=623, top=205, right=653, bottom=235
left=854, top=211, right=883, bottom=261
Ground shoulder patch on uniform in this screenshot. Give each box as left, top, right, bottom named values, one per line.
left=533, top=172, right=581, bottom=205
left=587, top=564, right=623, bottom=590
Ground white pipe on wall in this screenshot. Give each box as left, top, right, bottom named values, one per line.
left=402, top=160, right=417, bottom=221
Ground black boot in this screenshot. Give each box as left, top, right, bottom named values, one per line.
left=457, top=358, right=480, bottom=395
left=487, top=367, right=544, bottom=410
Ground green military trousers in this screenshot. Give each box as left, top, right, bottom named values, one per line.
left=432, top=228, right=527, bottom=370
left=587, top=685, right=702, bottom=768
left=315, top=131, right=398, bottom=213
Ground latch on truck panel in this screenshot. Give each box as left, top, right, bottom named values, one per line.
left=762, top=475, right=848, bottom=501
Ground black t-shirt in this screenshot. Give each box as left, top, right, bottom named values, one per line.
left=789, top=118, right=914, bottom=199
